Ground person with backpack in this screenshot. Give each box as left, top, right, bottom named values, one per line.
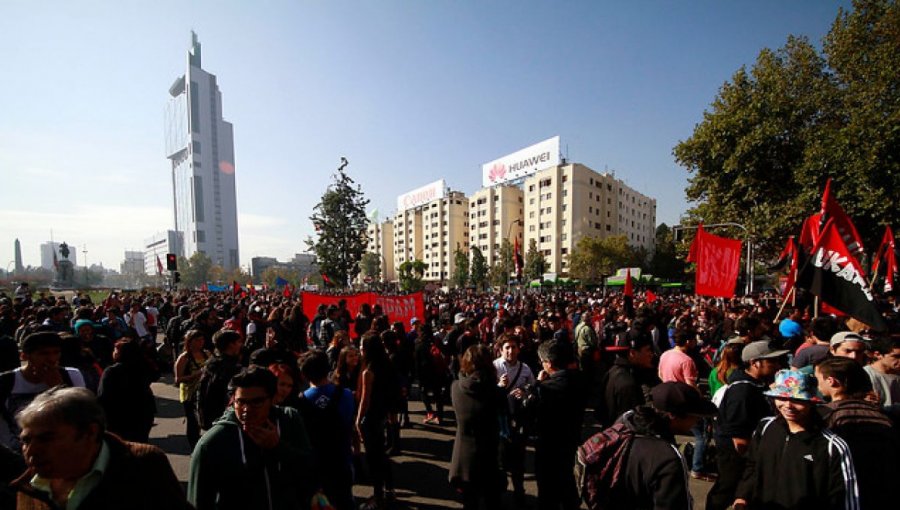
left=165, top=305, right=191, bottom=354
left=493, top=333, right=535, bottom=506
left=576, top=381, right=717, bottom=510
left=196, top=329, right=244, bottom=431
left=298, top=350, right=356, bottom=510
left=97, top=339, right=158, bottom=443
left=0, top=331, right=86, bottom=450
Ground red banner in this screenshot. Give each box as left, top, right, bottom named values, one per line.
left=687, top=225, right=742, bottom=298
left=301, top=292, right=424, bottom=326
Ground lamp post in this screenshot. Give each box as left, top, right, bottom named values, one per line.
left=506, top=218, right=522, bottom=289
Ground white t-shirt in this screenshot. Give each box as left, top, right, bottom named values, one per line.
left=1, top=367, right=86, bottom=449
left=493, top=358, right=535, bottom=391
left=126, top=311, right=149, bottom=338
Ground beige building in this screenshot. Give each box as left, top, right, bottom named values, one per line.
left=522, top=163, right=656, bottom=275
left=391, top=191, right=469, bottom=283
left=468, top=185, right=524, bottom=266
left=365, top=221, right=395, bottom=282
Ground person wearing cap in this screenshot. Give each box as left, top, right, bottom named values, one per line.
left=0, top=332, right=86, bottom=450
left=830, top=331, right=868, bottom=365
left=599, top=328, right=660, bottom=427
left=732, top=369, right=859, bottom=510
left=609, top=382, right=718, bottom=509
left=706, top=339, right=787, bottom=510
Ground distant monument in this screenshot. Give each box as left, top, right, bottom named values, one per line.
left=52, top=241, right=75, bottom=289
left=13, top=239, right=23, bottom=275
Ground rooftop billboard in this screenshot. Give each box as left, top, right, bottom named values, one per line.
left=397, top=179, right=447, bottom=211
left=482, top=136, right=560, bottom=187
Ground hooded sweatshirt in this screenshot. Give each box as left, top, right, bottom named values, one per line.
left=188, top=406, right=313, bottom=510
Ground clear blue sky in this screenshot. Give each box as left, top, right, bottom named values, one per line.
left=0, top=0, right=850, bottom=271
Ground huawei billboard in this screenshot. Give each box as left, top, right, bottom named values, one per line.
left=482, top=136, right=560, bottom=187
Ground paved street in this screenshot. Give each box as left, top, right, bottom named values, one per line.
left=150, top=376, right=712, bottom=509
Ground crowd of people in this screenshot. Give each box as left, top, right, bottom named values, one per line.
left=0, top=280, right=898, bottom=509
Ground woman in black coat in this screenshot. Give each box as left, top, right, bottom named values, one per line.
left=97, top=339, right=158, bottom=442
left=449, top=344, right=507, bottom=510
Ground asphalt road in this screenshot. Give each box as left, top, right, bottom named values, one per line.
left=149, top=376, right=713, bottom=509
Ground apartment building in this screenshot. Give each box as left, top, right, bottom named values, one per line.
left=467, top=185, right=524, bottom=266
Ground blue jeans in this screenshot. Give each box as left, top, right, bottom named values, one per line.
left=691, top=418, right=709, bottom=472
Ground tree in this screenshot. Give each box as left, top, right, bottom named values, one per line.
left=567, top=235, right=635, bottom=285
left=648, top=224, right=686, bottom=280
left=525, top=239, right=547, bottom=281
left=453, top=246, right=469, bottom=288
left=469, top=246, right=488, bottom=290
left=398, top=260, right=426, bottom=292
left=489, top=239, right=515, bottom=287
left=260, top=267, right=299, bottom=287
left=181, top=252, right=213, bottom=288
left=359, top=253, right=382, bottom=281
left=674, top=1, right=900, bottom=259
left=306, top=158, right=370, bottom=288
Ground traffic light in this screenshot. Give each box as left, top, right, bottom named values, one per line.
left=166, top=253, right=177, bottom=271
left=174, top=271, right=181, bottom=283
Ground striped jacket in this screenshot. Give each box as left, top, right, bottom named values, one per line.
left=736, top=416, right=859, bottom=510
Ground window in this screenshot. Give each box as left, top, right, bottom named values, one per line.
left=529, top=198, right=535, bottom=205
left=606, top=225, right=611, bottom=232
left=192, top=141, right=201, bottom=154
left=528, top=185, right=535, bottom=192
left=529, top=211, right=535, bottom=218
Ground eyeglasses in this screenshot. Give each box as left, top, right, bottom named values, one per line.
left=234, top=396, right=269, bottom=408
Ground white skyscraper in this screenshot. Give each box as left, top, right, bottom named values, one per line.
left=165, top=32, right=239, bottom=270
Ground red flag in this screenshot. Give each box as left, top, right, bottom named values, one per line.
left=687, top=224, right=742, bottom=298
left=200, top=282, right=208, bottom=292
left=645, top=290, right=657, bottom=304
left=800, top=179, right=865, bottom=260
left=769, top=237, right=799, bottom=297
left=247, top=280, right=257, bottom=296
left=283, top=284, right=292, bottom=298
left=156, top=255, right=164, bottom=276
left=232, top=281, right=241, bottom=295
left=796, top=219, right=886, bottom=330
left=623, top=268, right=634, bottom=297
left=872, top=225, right=897, bottom=293
left=322, top=273, right=333, bottom=287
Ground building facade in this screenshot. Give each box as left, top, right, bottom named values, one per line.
left=467, top=185, right=524, bottom=267
left=522, top=163, right=656, bottom=274
left=366, top=221, right=395, bottom=282
left=121, top=251, right=145, bottom=276
left=143, top=230, right=184, bottom=276
left=165, top=32, right=240, bottom=271
left=391, top=191, right=469, bottom=283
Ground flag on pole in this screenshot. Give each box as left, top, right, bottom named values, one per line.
left=799, top=178, right=865, bottom=259
left=796, top=218, right=887, bottom=331
left=645, top=289, right=657, bottom=304
left=513, top=237, right=523, bottom=280
left=283, top=284, right=292, bottom=298
left=769, top=236, right=799, bottom=297
left=232, top=281, right=241, bottom=295
left=322, top=273, right=333, bottom=287
left=275, top=276, right=289, bottom=287
left=623, top=268, right=634, bottom=297
left=156, top=255, right=164, bottom=276
left=872, top=225, right=897, bottom=293
left=686, top=224, right=743, bottom=298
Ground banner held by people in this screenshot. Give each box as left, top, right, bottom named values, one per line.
left=686, top=224, right=742, bottom=298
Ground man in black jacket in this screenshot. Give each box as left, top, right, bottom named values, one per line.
left=525, top=339, right=586, bottom=510
left=612, top=382, right=718, bottom=509
left=600, top=329, right=660, bottom=426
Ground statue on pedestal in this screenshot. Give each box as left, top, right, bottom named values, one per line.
left=52, top=241, right=75, bottom=289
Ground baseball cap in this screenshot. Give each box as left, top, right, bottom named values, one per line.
left=830, top=331, right=866, bottom=347
left=741, top=340, right=789, bottom=363
left=454, top=312, right=467, bottom=325
left=651, top=382, right=718, bottom=417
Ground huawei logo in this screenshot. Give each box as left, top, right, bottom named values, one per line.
left=489, top=163, right=506, bottom=183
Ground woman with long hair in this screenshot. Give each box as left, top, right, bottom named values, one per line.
left=356, top=332, right=396, bottom=507
left=449, top=344, right=506, bottom=510
left=268, top=362, right=302, bottom=410
left=332, top=345, right=361, bottom=399
left=709, top=342, right=743, bottom=396
left=174, top=329, right=209, bottom=449
left=327, top=330, right=351, bottom=371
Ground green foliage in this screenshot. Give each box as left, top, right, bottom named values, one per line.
left=453, top=246, right=469, bottom=288
left=180, top=252, right=213, bottom=288
left=675, top=1, right=900, bottom=259
left=567, top=235, right=636, bottom=284
left=469, top=245, right=488, bottom=290
left=306, top=160, right=370, bottom=288
left=489, top=239, right=515, bottom=287
left=359, top=252, right=382, bottom=281
left=398, top=260, right=426, bottom=292
left=649, top=224, right=686, bottom=280
left=525, top=239, right=547, bottom=281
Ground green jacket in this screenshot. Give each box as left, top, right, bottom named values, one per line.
left=188, top=406, right=314, bottom=510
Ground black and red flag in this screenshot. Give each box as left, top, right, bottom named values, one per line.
left=769, top=236, right=799, bottom=297
left=795, top=218, right=887, bottom=331
left=513, top=237, right=524, bottom=280
left=872, top=225, right=897, bottom=293
left=321, top=273, right=333, bottom=288
left=799, top=178, right=865, bottom=260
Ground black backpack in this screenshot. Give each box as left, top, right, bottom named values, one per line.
left=195, top=357, right=240, bottom=430
left=298, top=386, right=347, bottom=472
